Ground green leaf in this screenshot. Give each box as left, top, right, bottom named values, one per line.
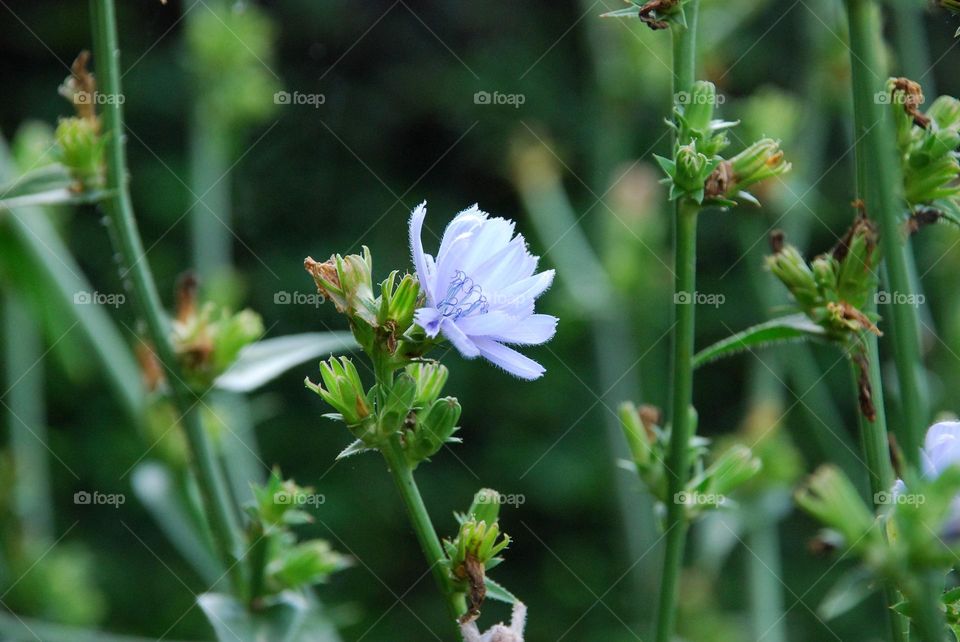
left=0, top=187, right=112, bottom=210
left=693, top=314, right=827, bottom=369
left=818, top=568, right=877, bottom=620
left=336, top=439, right=375, bottom=460
left=599, top=7, right=639, bottom=18
left=215, top=332, right=356, bottom=392
left=484, top=576, right=519, bottom=604
left=131, top=463, right=221, bottom=584
left=198, top=591, right=342, bottom=642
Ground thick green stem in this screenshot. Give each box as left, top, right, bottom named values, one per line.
left=90, top=0, right=245, bottom=595
left=655, top=6, right=700, bottom=640
left=844, top=0, right=927, bottom=467
left=380, top=439, right=467, bottom=624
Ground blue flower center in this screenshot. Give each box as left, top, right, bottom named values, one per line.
left=437, top=270, right=489, bottom=320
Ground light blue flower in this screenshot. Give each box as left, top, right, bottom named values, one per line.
left=893, top=421, right=960, bottom=535
left=409, top=202, right=557, bottom=380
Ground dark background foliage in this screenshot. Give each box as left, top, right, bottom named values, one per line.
left=1, top=1, right=959, bottom=640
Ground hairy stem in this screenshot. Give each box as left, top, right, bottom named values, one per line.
left=90, top=0, right=245, bottom=595
left=381, top=439, right=467, bottom=624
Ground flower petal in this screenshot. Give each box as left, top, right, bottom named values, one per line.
left=472, top=337, right=545, bottom=380
left=409, top=202, right=436, bottom=304
left=494, top=269, right=555, bottom=313
left=414, top=307, right=443, bottom=338
left=490, top=314, right=558, bottom=345
left=441, top=317, right=480, bottom=358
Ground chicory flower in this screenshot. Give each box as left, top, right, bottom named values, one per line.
left=893, top=421, right=960, bottom=535
left=409, top=202, right=557, bottom=380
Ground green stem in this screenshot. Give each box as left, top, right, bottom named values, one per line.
left=851, top=335, right=911, bottom=642
left=656, top=7, right=700, bottom=640
left=844, top=0, right=927, bottom=468
left=89, top=0, right=245, bottom=595
left=380, top=439, right=467, bottom=624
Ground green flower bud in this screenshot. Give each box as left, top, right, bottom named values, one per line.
left=249, top=470, right=315, bottom=527
left=211, top=309, right=264, bottom=375
left=796, top=465, right=880, bottom=552
left=728, top=138, right=791, bottom=190
left=695, top=445, right=761, bottom=498
left=55, top=116, right=104, bottom=188
left=618, top=402, right=654, bottom=469
left=927, top=95, right=960, bottom=131
left=675, top=143, right=710, bottom=192
left=306, top=356, right=372, bottom=428
left=941, top=0, right=960, bottom=13
left=404, top=396, right=461, bottom=464
left=378, top=372, right=418, bottom=441
left=465, top=488, right=502, bottom=526
left=680, top=81, right=717, bottom=135
left=304, top=248, right=377, bottom=326
left=444, top=518, right=511, bottom=573
left=766, top=244, right=820, bottom=312
left=378, top=271, right=420, bottom=334
left=266, top=540, right=350, bottom=591
left=406, top=362, right=449, bottom=408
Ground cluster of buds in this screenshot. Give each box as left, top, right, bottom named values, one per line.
left=766, top=214, right=883, bottom=417
left=443, top=489, right=513, bottom=623
left=766, top=214, right=880, bottom=343
left=304, top=248, right=422, bottom=360
left=796, top=460, right=960, bottom=629
left=55, top=51, right=105, bottom=190
left=246, top=471, right=350, bottom=599
left=885, top=78, right=960, bottom=228
left=168, top=275, right=264, bottom=392
left=618, top=402, right=760, bottom=520
left=656, top=81, right=791, bottom=208
left=307, top=358, right=462, bottom=461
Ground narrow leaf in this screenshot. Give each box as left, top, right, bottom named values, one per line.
left=693, top=314, right=826, bottom=369
left=484, top=576, right=519, bottom=604
left=215, top=332, right=356, bottom=392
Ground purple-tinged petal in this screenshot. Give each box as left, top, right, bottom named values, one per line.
left=436, top=205, right=485, bottom=267
left=414, top=307, right=443, bottom=338
left=456, top=311, right=518, bottom=336
left=441, top=317, right=480, bottom=358
left=472, top=337, right=545, bottom=380
left=409, top=202, right=436, bottom=304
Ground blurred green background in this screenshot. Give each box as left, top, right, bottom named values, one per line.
left=1, top=1, right=959, bottom=640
